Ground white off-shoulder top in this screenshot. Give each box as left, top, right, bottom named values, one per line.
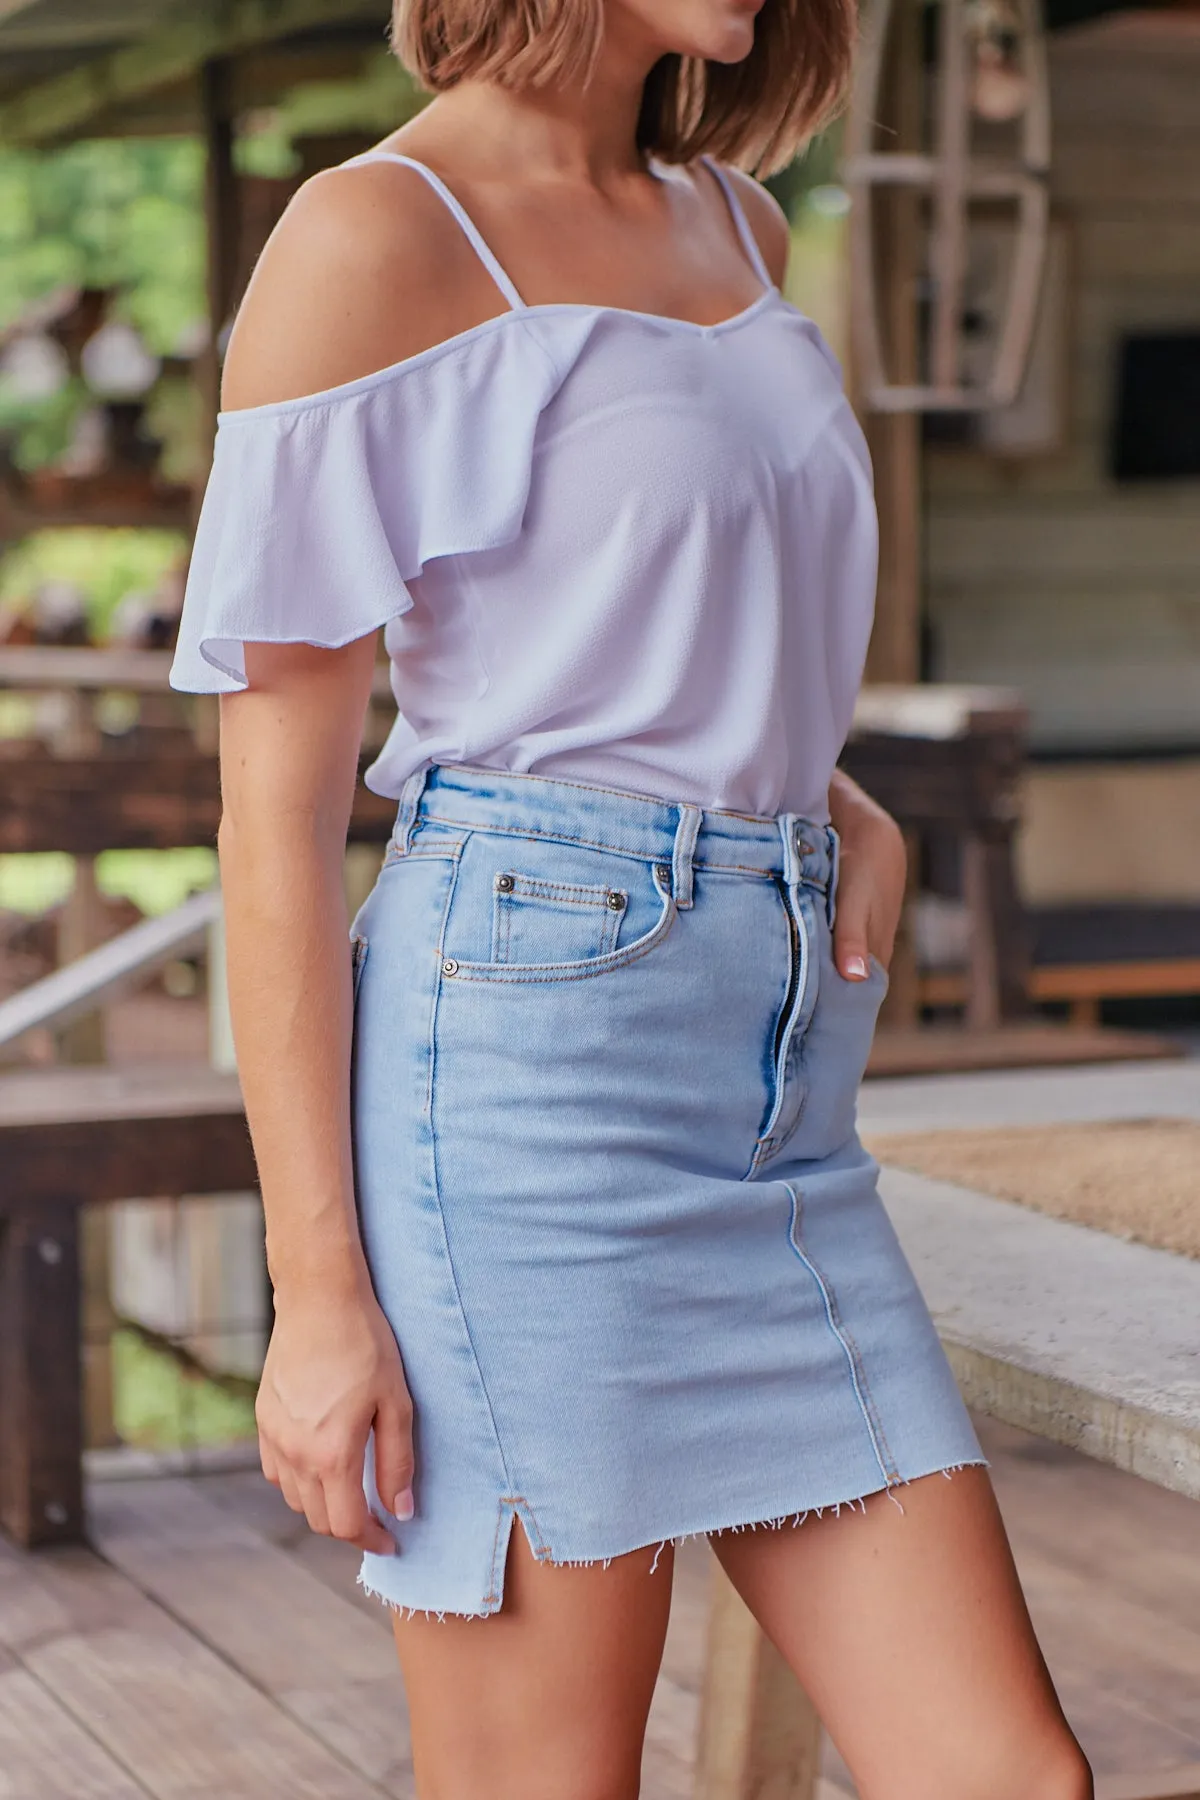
left=170, top=153, right=878, bottom=822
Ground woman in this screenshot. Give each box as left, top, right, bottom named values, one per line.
left=171, top=2, right=1092, bottom=1795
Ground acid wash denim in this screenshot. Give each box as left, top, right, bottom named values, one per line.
left=350, top=763, right=982, bottom=1617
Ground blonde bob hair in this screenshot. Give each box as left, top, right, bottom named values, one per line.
left=391, top=0, right=856, bottom=175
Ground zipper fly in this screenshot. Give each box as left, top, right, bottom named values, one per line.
left=756, top=878, right=808, bottom=1155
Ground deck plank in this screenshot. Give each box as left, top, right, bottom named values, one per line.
left=0, top=1665, right=151, bottom=1799
left=186, top=1459, right=715, bottom=1796
left=0, top=1537, right=383, bottom=1799
left=88, top=1477, right=414, bottom=1796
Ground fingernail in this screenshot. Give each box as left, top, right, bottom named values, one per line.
left=394, top=1488, right=414, bottom=1521
left=845, top=955, right=869, bottom=980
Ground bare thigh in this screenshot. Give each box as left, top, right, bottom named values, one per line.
left=712, top=1467, right=1092, bottom=1800
left=393, top=1521, right=674, bottom=1800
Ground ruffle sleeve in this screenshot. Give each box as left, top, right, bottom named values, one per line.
left=169, top=320, right=565, bottom=692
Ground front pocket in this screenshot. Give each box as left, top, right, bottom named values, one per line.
left=491, top=871, right=627, bottom=965
left=444, top=859, right=676, bottom=986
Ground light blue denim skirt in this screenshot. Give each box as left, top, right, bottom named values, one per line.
left=351, top=764, right=982, bottom=1615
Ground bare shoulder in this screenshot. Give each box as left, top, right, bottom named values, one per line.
left=718, top=166, right=791, bottom=289
left=221, top=159, right=498, bottom=412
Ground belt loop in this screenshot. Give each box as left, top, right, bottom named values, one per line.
left=672, top=804, right=702, bottom=910
left=825, top=824, right=841, bottom=929
left=778, top=812, right=802, bottom=889
left=392, top=763, right=430, bottom=855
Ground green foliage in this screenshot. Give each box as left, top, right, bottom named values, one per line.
left=0, top=374, right=90, bottom=470
left=0, top=848, right=218, bottom=919
left=0, top=526, right=187, bottom=638
left=0, top=137, right=206, bottom=351
left=0, top=137, right=206, bottom=467
left=0, top=851, right=75, bottom=915
left=237, top=50, right=426, bottom=177
left=113, top=1327, right=258, bottom=1451
left=97, top=847, right=219, bottom=916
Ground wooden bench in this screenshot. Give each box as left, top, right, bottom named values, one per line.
left=840, top=686, right=1031, bottom=1027
left=922, top=957, right=1200, bottom=1026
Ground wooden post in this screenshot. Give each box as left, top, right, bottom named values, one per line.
left=860, top=0, right=924, bottom=691
left=56, top=858, right=120, bottom=1451
left=854, top=0, right=925, bottom=1027
left=198, top=56, right=240, bottom=471
left=696, top=1564, right=822, bottom=1800
left=0, top=1203, right=84, bottom=1547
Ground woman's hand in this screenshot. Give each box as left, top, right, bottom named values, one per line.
left=827, top=768, right=907, bottom=979
left=256, top=1276, right=415, bottom=1556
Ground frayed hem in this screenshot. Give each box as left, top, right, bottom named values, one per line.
left=357, top=1567, right=496, bottom=1622
left=355, top=1459, right=985, bottom=1617
left=534, top=1461, right=986, bottom=1576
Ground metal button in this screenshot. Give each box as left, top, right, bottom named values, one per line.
left=606, top=890, right=626, bottom=911
left=796, top=836, right=814, bottom=857
left=655, top=863, right=672, bottom=887
left=441, top=958, right=458, bottom=976
left=494, top=873, right=515, bottom=893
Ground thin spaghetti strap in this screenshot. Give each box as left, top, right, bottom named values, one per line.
left=700, top=155, right=775, bottom=291
left=343, top=151, right=526, bottom=311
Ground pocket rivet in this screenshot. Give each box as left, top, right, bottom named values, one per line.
left=606, top=890, right=626, bottom=911
left=655, top=863, right=672, bottom=887
left=494, top=873, right=515, bottom=893
left=441, top=958, right=459, bottom=976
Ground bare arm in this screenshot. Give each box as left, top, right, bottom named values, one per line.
left=215, top=166, right=474, bottom=1551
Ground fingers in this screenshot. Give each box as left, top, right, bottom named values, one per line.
left=373, top=1397, right=417, bottom=1524
left=832, top=898, right=874, bottom=982
left=297, top=1475, right=332, bottom=1539
left=325, top=1476, right=399, bottom=1556
left=262, top=1439, right=399, bottom=1555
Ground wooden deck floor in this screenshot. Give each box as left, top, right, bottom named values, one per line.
left=2, top=1415, right=1199, bottom=1799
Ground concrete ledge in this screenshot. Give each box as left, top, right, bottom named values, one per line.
left=882, top=1166, right=1200, bottom=1503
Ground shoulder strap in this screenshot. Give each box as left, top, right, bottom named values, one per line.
left=343, top=151, right=526, bottom=311
left=700, top=156, right=774, bottom=290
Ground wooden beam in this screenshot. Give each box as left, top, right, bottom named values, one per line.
left=0, top=752, right=395, bottom=853
left=0, top=0, right=386, bottom=145
left=0, top=1065, right=257, bottom=1206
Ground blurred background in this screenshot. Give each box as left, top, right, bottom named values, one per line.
left=0, top=5, right=1197, bottom=1796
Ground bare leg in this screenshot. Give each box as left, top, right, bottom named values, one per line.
left=393, top=1522, right=674, bottom=1800
left=711, top=1467, right=1092, bottom=1800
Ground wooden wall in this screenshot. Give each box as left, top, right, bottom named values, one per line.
left=925, top=15, right=1200, bottom=756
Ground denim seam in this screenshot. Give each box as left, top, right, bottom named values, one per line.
left=481, top=1504, right=509, bottom=1610
left=417, top=810, right=827, bottom=885
left=784, top=1182, right=899, bottom=1487
left=435, top=760, right=780, bottom=820
left=424, top=852, right=464, bottom=1119
left=501, top=879, right=622, bottom=903
left=425, top=886, right=524, bottom=1533
left=382, top=844, right=463, bottom=868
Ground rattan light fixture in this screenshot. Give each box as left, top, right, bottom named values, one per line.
left=844, top=0, right=1052, bottom=412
